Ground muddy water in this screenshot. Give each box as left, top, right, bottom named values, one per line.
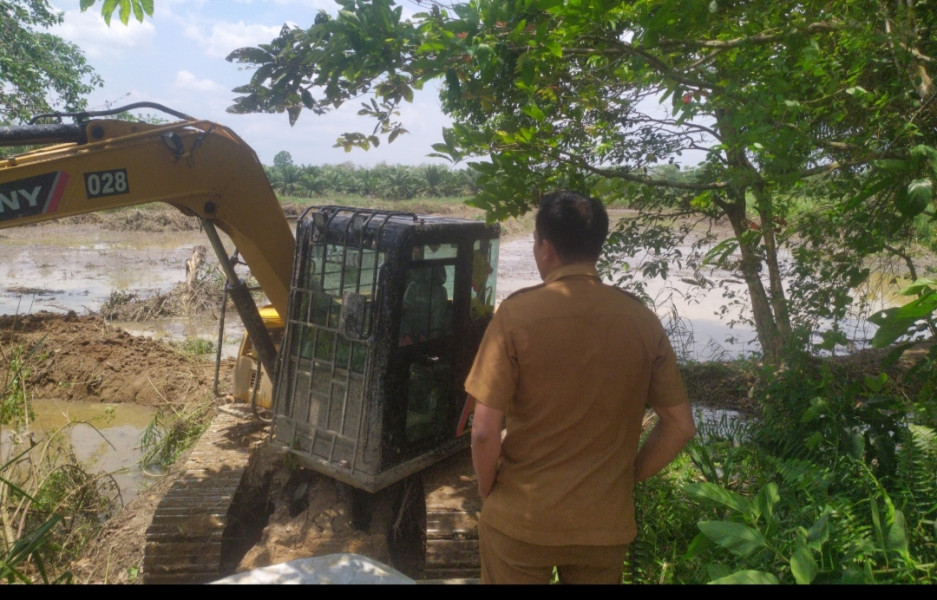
left=0, top=223, right=248, bottom=355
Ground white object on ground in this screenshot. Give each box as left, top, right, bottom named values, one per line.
left=211, top=553, right=415, bottom=585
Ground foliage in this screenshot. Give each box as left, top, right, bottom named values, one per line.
left=264, top=158, right=482, bottom=200
left=138, top=400, right=212, bottom=471
left=0, top=344, right=39, bottom=428
left=0, top=0, right=103, bottom=125
left=179, top=337, right=214, bottom=356
left=226, top=0, right=937, bottom=365
left=629, top=451, right=704, bottom=583
left=870, top=277, right=937, bottom=380
left=78, top=0, right=153, bottom=25
left=1, top=342, right=120, bottom=584
left=671, top=356, right=937, bottom=584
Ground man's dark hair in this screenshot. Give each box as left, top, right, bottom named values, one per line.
left=535, top=190, right=609, bottom=262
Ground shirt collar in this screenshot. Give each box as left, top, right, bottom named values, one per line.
left=543, top=263, right=600, bottom=284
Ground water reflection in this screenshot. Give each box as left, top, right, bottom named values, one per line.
left=2, top=399, right=158, bottom=505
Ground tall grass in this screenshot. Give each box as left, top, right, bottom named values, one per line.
left=1, top=340, right=121, bottom=584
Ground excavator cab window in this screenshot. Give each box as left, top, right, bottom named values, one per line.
left=398, top=243, right=458, bottom=446
left=399, top=243, right=456, bottom=346
left=296, top=241, right=377, bottom=373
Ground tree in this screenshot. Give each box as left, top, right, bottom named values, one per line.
left=0, top=0, right=103, bottom=124
left=272, top=150, right=294, bottom=170
left=225, top=0, right=937, bottom=364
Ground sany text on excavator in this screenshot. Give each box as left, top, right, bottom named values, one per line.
left=0, top=104, right=500, bottom=581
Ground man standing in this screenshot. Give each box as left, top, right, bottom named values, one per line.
left=466, top=190, right=696, bottom=584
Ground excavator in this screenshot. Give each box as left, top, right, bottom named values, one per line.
left=0, top=103, right=500, bottom=582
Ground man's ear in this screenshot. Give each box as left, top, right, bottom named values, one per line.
left=539, top=236, right=563, bottom=272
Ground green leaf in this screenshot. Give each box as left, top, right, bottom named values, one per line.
left=684, top=531, right=715, bottom=557
left=697, top=521, right=768, bottom=557
left=80, top=0, right=96, bottom=10
left=805, top=508, right=831, bottom=551
left=886, top=510, right=909, bottom=556
left=752, top=483, right=779, bottom=520
left=690, top=190, right=712, bottom=209
left=790, top=544, right=818, bottom=584
left=801, top=396, right=828, bottom=423
left=684, top=482, right=752, bottom=514
left=870, top=292, right=937, bottom=347
left=898, top=278, right=937, bottom=296
left=709, top=570, right=779, bottom=584
left=907, top=178, right=933, bottom=206
left=870, top=497, right=885, bottom=550
left=119, top=0, right=131, bottom=25
left=521, top=103, right=546, bottom=122
left=864, top=372, right=887, bottom=392
left=702, top=238, right=739, bottom=269
left=101, top=0, right=118, bottom=25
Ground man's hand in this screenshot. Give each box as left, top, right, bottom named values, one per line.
left=470, top=396, right=504, bottom=500
left=634, top=401, right=696, bottom=483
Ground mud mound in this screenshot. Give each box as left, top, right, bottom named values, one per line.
left=55, top=206, right=201, bottom=232
left=0, top=312, right=226, bottom=408
left=100, top=247, right=225, bottom=321
left=103, top=208, right=201, bottom=232
left=233, top=444, right=397, bottom=575
left=99, top=278, right=223, bottom=321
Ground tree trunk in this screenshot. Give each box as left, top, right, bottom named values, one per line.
left=720, top=190, right=787, bottom=365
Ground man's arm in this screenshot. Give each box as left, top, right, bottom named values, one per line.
left=634, top=401, right=696, bottom=483
left=470, top=396, right=504, bottom=500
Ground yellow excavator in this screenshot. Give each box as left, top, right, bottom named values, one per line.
left=0, top=103, right=500, bottom=581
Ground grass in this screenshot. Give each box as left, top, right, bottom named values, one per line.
left=178, top=337, right=214, bottom=355
left=1, top=341, right=122, bottom=583
left=138, top=399, right=213, bottom=472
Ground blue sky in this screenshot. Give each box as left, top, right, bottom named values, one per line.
left=48, top=0, right=451, bottom=167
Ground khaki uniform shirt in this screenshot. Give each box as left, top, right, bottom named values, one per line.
left=464, top=264, right=688, bottom=546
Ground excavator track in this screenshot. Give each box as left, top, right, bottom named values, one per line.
left=141, top=408, right=483, bottom=583
left=142, top=405, right=262, bottom=584
left=419, top=449, right=482, bottom=581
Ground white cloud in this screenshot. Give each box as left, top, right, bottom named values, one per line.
left=174, top=70, right=227, bottom=94
left=51, top=7, right=157, bottom=60
left=185, top=20, right=283, bottom=58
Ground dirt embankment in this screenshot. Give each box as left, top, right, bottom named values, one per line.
left=0, top=311, right=224, bottom=408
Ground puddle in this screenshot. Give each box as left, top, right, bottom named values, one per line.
left=1, top=399, right=158, bottom=505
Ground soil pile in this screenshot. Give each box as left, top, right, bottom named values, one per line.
left=0, top=312, right=224, bottom=408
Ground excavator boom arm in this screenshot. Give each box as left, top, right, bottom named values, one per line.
left=0, top=118, right=294, bottom=320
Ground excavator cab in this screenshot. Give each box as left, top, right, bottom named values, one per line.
left=271, top=206, right=499, bottom=492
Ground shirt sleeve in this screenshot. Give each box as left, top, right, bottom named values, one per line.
left=464, top=305, right=518, bottom=412
left=646, top=331, right=690, bottom=408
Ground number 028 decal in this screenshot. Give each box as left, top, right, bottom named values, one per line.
left=84, top=169, right=129, bottom=198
